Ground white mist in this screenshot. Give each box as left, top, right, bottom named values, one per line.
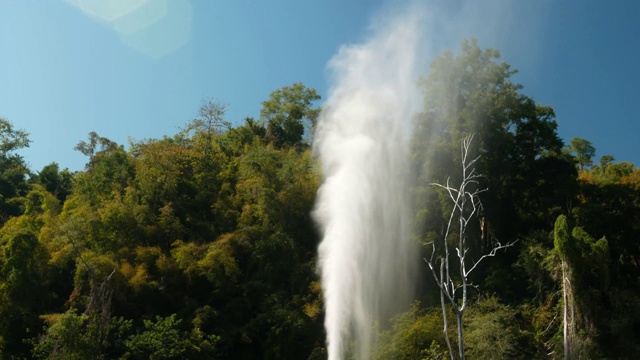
left=313, top=9, right=422, bottom=360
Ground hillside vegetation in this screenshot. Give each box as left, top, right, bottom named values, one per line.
left=0, top=41, right=638, bottom=359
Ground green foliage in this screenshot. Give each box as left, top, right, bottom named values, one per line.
left=568, top=166, right=640, bottom=357
left=413, top=40, right=577, bottom=282
left=464, top=297, right=517, bottom=359
left=25, top=184, right=62, bottom=218
left=585, top=154, right=636, bottom=185
left=377, top=303, right=450, bottom=360
left=420, top=341, right=448, bottom=360
left=124, top=314, right=215, bottom=359
left=553, top=215, right=571, bottom=259
left=74, top=131, right=118, bottom=161
left=261, top=83, right=320, bottom=148
left=32, top=309, right=94, bottom=360
left=33, top=308, right=133, bottom=360
left=74, top=133, right=134, bottom=204
left=0, top=229, right=50, bottom=357
left=32, top=162, right=73, bottom=202
left=171, top=236, right=239, bottom=287
left=0, top=118, right=30, bottom=155
left=0, top=119, right=31, bottom=224
left=570, top=227, right=609, bottom=291
left=0, top=53, right=636, bottom=359
left=569, top=137, right=595, bottom=170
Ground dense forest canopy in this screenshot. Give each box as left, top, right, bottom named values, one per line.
left=0, top=41, right=638, bottom=359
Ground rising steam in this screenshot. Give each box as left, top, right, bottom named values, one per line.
left=312, top=8, right=423, bottom=360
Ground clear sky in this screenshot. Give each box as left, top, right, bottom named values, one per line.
left=0, top=0, right=638, bottom=172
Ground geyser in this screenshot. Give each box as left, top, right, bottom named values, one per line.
left=313, top=9, right=422, bottom=360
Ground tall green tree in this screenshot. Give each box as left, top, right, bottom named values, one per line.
left=261, top=83, right=320, bottom=148
left=0, top=119, right=30, bottom=156
left=569, top=137, right=595, bottom=170
left=31, top=162, right=73, bottom=202
left=74, top=133, right=134, bottom=204
left=0, top=230, right=49, bottom=357
left=414, top=39, right=576, bottom=246
left=0, top=119, right=31, bottom=223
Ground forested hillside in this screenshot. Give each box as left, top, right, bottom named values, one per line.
left=0, top=42, right=638, bottom=359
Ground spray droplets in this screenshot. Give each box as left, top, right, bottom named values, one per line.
left=313, top=8, right=422, bottom=360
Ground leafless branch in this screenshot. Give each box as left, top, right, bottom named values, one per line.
left=422, top=134, right=515, bottom=360
left=464, top=239, right=518, bottom=277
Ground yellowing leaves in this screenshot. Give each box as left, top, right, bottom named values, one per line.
left=170, top=235, right=240, bottom=286
left=129, top=264, right=157, bottom=293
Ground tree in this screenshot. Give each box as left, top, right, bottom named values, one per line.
left=124, top=314, right=200, bottom=359
left=32, top=308, right=95, bottom=360
left=32, top=162, right=73, bottom=202
left=0, top=119, right=31, bottom=223
left=463, top=297, right=517, bottom=359
left=0, top=118, right=30, bottom=156
left=549, top=212, right=611, bottom=359
left=376, top=303, right=450, bottom=360
left=585, top=155, right=636, bottom=185
left=197, top=98, right=231, bottom=136
left=74, top=132, right=120, bottom=164
left=261, top=83, right=320, bottom=148
left=413, top=39, right=576, bottom=248
left=0, top=230, right=49, bottom=357
left=569, top=137, right=595, bottom=170
left=180, top=98, right=231, bottom=156
left=424, top=135, right=515, bottom=360
left=74, top=133, right=134, bottom=203
left=570, top=161, right=640, bottom=357
left=553, top=215, right=573, bottom=360
left=598, top=155, right=614, bottom=168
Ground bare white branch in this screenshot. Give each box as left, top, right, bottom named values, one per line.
left=464, top=240, right=518, bottom=278
left=424, top=134, right=515, bottom=360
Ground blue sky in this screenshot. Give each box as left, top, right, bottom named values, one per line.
left=0, top=0, right=638, bottom=172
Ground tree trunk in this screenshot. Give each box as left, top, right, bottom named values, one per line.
left=440, top=261, right=454, bottom=360
left=457, top=310, right=465, bottom=360
left=562, top=260, right=569, bottom=360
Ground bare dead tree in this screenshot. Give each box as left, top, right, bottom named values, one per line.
left=199, top=98, right=230, bottom=135
left=424, top=134, right=516, bottom=360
